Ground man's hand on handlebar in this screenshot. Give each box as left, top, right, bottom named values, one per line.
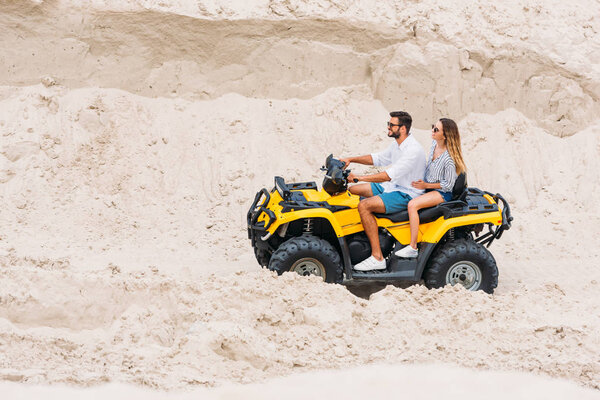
left=347, top=172, right=359, bottom=183
left=339, top=158, right=351, bottom=169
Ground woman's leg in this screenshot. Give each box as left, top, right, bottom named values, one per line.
left=407, top=191, right=444, bottom=249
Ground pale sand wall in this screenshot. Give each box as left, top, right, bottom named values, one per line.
left=2, top=1, right=599, bottom=135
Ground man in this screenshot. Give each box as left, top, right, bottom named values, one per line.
left=341, top=111, right=426, bottom=272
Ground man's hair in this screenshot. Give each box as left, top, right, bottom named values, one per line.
left=390, top=111, right=412, bottom=134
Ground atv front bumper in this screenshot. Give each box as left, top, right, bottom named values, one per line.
left=247, top=188, right=276, bottom=245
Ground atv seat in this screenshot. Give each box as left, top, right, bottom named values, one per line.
left=374, top=173, right=467, bottom=223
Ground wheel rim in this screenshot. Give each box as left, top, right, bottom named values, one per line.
left=445, top=261, right=482, bottom=291
left=290, top=258, right=326, bottom=279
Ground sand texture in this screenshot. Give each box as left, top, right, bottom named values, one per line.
left=1, top=0, right=599, bottom=397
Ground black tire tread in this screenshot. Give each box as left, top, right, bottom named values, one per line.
left=268, top=236, right=343, bottom=283
left=254, top=247, right=271, bottom=268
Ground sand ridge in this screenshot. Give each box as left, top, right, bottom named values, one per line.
left=2, top=1, right=599, bottom=134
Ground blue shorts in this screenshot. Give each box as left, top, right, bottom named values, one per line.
left=426, top=189, right=453, bottom=202
left=370, top=183, right=412, bottom=214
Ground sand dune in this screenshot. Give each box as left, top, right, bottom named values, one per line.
left=0, top=265, right=598, bottom=389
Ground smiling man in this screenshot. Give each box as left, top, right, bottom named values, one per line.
left=340, top=111, right=426, bottom=272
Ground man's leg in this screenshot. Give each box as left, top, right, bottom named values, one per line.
left=349, top=183, right=374, bottom=197
left=357, top=196, right=386, bottom=260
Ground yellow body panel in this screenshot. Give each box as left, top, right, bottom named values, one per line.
left=420, top=211, right=501, bottom=243
left=257, top=188, right=503, bottom=244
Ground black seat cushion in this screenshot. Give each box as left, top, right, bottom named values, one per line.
left=374, top=173, right=467, bottom=223
left=374, top=206, right=445, bottom=224
left=369, top=172, right=468, bottom=223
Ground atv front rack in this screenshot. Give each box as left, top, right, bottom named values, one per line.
left=247, top=177, right=319, bottom=241
left=247, top=188, right=276, bottom=239
left=274, top=176, right=317, bottom=201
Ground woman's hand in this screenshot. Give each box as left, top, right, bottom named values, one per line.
left=411, top=180, right=427, bottom=189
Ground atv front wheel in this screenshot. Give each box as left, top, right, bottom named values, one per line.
left=268, top=236, right=343, bottom=283
left=424, top=239, right=498, bottom=294
left=254, top=247, right=271, bottom=268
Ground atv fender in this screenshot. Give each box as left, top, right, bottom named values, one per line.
left=420, top=211, right=502, bottom=244
left=266, top=209, right=346, bottom=237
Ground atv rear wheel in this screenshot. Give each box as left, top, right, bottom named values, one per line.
left=268, top=235, right=343, bottom=283
left=424, top=239, right=498, bottom=294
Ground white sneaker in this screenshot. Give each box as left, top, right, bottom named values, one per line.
left=395, top=245, right=418, bottom=258
left=353, top=256, right=387, bottom=271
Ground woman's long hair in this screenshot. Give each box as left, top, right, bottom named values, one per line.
left=439, top=118, right=466, bottom=174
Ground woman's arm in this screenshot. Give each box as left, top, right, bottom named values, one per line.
left=412, top=180, right=441, bottom=189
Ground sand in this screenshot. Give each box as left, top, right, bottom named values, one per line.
left=2, top=364, right=600, bottom=400
left=1, top=0, right=599, bottom=397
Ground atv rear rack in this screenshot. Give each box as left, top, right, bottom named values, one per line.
left=473, top=191, right=513, bottom=247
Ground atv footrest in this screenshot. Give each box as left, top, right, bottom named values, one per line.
left=350, top=270, right=416, bottom=280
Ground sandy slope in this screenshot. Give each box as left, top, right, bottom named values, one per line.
left=2, top=364, right=600, bottom=399
left=1, top=266, right=599, bottom=389
left=1, top=0, right=600, bottom=396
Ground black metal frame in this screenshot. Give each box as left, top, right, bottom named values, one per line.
left=247, top=188, right=276, bottom=241
left=248, top=177, right=323, bottom=243
left=473, top=192, right=513, bottom=247
left=274, top=176, right=319, bottom=200
left=341, top=242, right=437, bottom=284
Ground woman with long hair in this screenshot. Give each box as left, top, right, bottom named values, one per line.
left=395, top=118, right=466, bottom=258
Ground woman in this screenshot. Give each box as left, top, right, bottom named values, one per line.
left=395, top=118, right=466, bottom=258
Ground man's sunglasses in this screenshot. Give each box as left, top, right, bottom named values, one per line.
left=431, top=124, right=440, bottom=133
left=387, top=122, right=402, bottom=128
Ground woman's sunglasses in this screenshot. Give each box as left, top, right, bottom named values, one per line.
left=431, top=124, right=440, bottom=133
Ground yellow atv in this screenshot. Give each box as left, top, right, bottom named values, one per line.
left=247, top=155, right=512, bottom=293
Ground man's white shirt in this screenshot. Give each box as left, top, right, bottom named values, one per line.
left=371, top=135, right=426, bottom=199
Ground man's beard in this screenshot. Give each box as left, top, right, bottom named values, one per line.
left=388, top=130, right=400, bottom=139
